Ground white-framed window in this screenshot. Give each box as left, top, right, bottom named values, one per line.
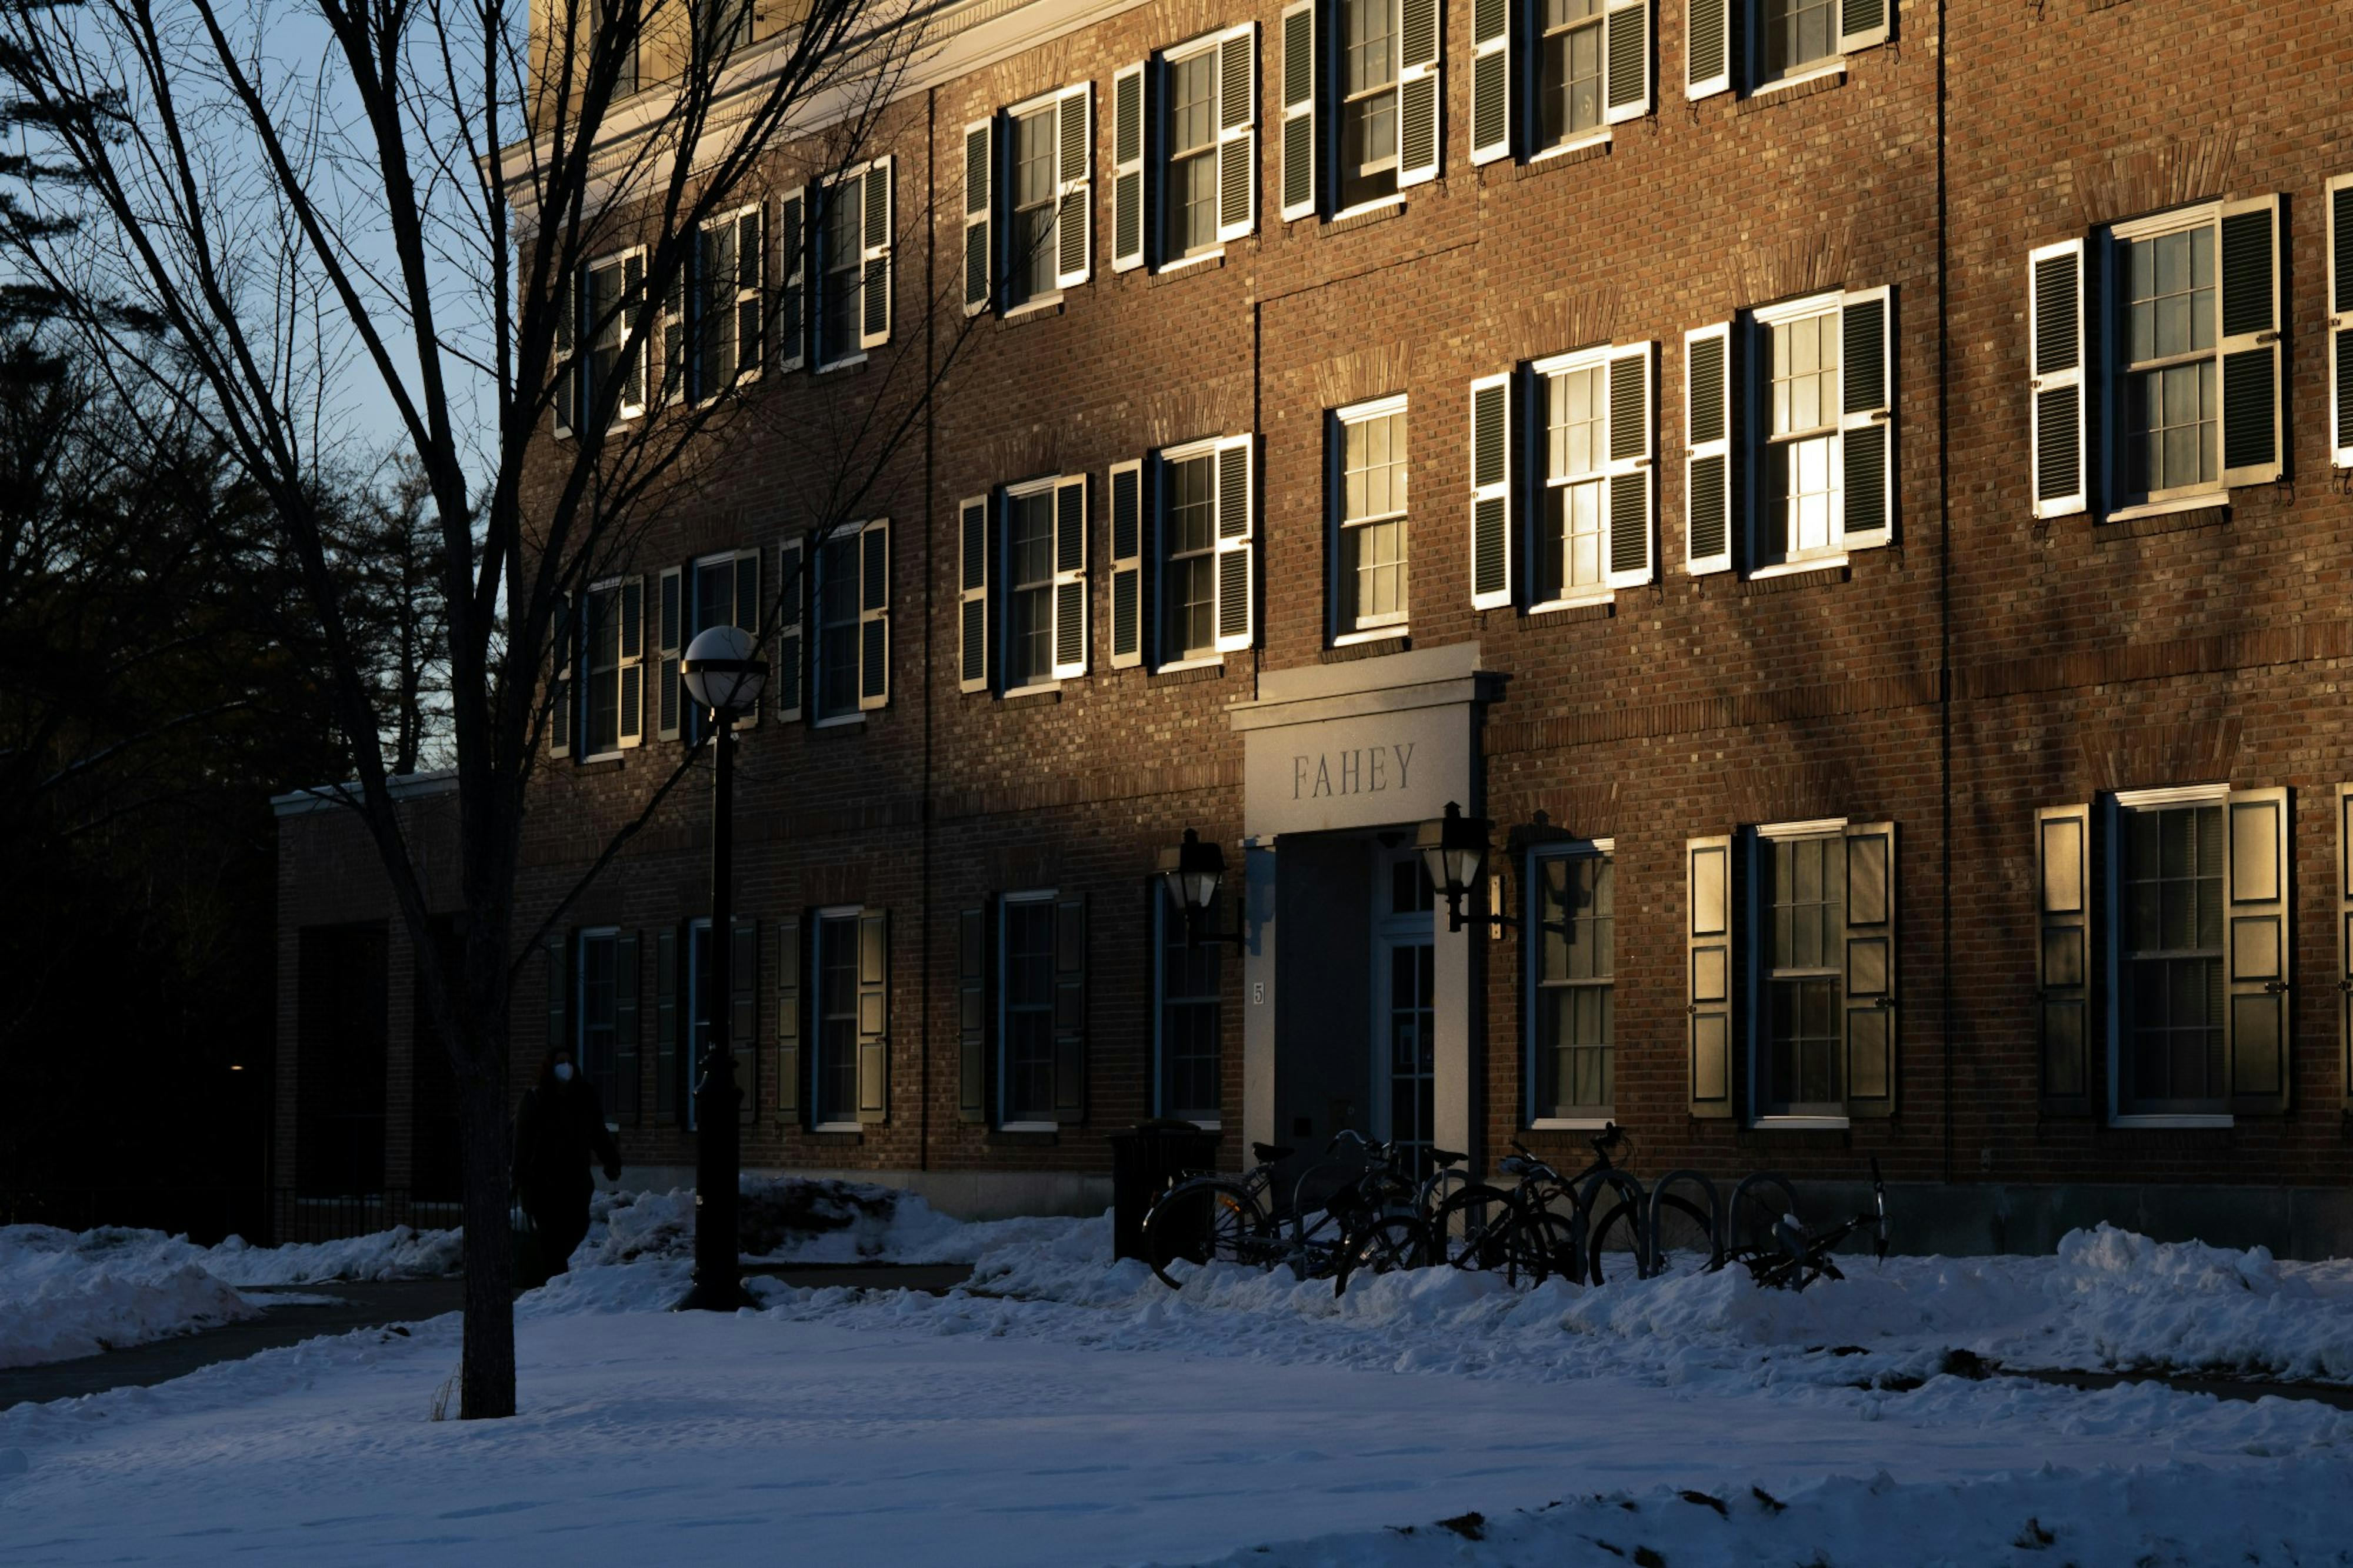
left=554, top=246, right=647, bottom=434
left=814, top=159, right=894, bottom=366
left=963, top=88, right=1091, bottom=313
left=692, top=204, right=765, bottom=401
left=1468, top=0, right=1649, bottom=166
left=695, top=0, right=754, bottom=58
left=998, top=476, right=1088, bottom=692
left=2035, top=786, right=2290, bottom=1126
left=1527, top=839, right=1614, bottom=1125
left=811, top=907, right=862, bottom=1128
left=1154, top=886, right=1221, bottom=1124
left=1465, top=345, right=1652, bottom=610
left=1164, top=41, right=1224, bottom=259
left=1334, top=395, right=1408, bottom=638
left=576, top=576, right=645, bottom=758
left=1682, top=819, right=1897, bottom=1125
left=2028, top=197, right=2284, bottom=521
left=665, top=546, right=761, bottom=743
left=808, top=518, right=889, bottom=722
left=998, top=891, right=1086, bottom=1127
left=1732, top=286, right=1893, bottom=572
left=576, top=926, right=622, bottom=1120
left=1685, top=0, right=1888, bottom=101
left=1278, top=0, right=1439, bottom=222
left=1140, top=436, right=1257, bottom=665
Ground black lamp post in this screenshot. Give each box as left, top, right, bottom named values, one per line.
left=673, top=623, right=768, bottom=1313
left=1156, top=828, right=1247, bottom=948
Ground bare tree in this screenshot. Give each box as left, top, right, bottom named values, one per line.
left=0, top=0, right=969, bottom=1416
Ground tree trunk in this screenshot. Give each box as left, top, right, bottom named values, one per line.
left=454, top=1009, right=517, bottom=1419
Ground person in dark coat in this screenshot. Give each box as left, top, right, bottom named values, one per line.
left=512, top=1045, right=622, bottom=1277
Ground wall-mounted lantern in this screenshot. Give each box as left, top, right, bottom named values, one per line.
left=1156, top=828, right=1247, bottom=949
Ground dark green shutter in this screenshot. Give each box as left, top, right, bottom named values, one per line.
left=776, top=919, right=802, bottom=1121
left=2225, top=788, right=2291, bottom=1115
left=614, top=930, right=641, bottom=1122
left=856, top=910, right=890, bottom=1124
left=1687, top=836, right=1734, bottom=1117
left=731, top=918, right=758, bottom=1123
left=655, top=925, right=680, bottom=1123
left=1051, top=896, right=1087, bottom=1123
left=2035, top=805, right=2093, bottom=1114
left=1842, top=822, right=1896, bottom=1118
left=545, top=932, right=569, bottom=1056
left=958, top=905, right=989, bottom=1122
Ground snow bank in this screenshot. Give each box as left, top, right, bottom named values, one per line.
left=578, top=1175, right=1074, bottom=1268
left=0, top=1219, right=459, bottom=1370
left=0, top=1227, right=259, bottom=1370
left=1184, top=1453, right=2353, bottom=1568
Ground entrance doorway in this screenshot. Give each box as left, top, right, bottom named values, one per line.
left=1374, top=849, right=1437, bottom=1172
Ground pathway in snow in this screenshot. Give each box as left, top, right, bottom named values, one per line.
left=0, top=1307, right=2307, bottom=1567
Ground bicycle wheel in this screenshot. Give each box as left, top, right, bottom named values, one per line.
left=1430, top=1183, right=1517, bottom=1271
left=1588, top=1193, right=1713, bottom=1286
left=1491, top=1206, right=1576, bottom=1287
left=1334, top=1215, right=1432, bottom=1296
left=1728, top=1173, right=1801, bottom=1253
left=1144, top=1178, right=1262, bottom=1290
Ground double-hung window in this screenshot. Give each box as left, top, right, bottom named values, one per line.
left=961, top=89, right=1091, bottom=313
left=1685, top=0, right=1888, bottom=100
left=2027, top=197, right=2284, bottom=520
left=1164, top=47, right=1221, bottom=257
left=808, top=519, right=890, bottom=722
left=1528, top=840, right=1613, bottom=1125
left=651, top=548, right=761, bottom=743
left=1111, top=26, right=1258, bottom=274
left=774, top=908, right=891, bottom=1127
left=1154, top=887, right=1221, bottom=1123
left=1466, top=0, right=1649, bottom=165
left=1277, top=0, right=1438, bottom=221
left=549, top=578, right=644, bottom=759
left=1684, top=819, right=1898, bottom=1125
left=985, top=892, right=1088, bottom=1128
left=1466, top=344, right=1653, bottom=611
left=1105, top=437, right=1257, bottom=668
left=813, top=160, right=894, bottom=366
left=2034, top=787, right=2291, bottom=1125
left=552, top=248, right=646, bottom=435
left=971, top=476, right=1088, bottom=694
left=1683, top=288, right=1892, bottom=575
left=1335, top=396, right=1408, bottom=638
left=575, top=928, right=624, bottom=1119
left=690, top=205, right=764, bottom=400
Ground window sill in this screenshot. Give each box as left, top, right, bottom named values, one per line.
left=1001, top=295, right=1065, bottom=323
left=1000, top=1120, right=1058, bottom=1134
left=1528, top=592, right=1615, bottom=618
left=1744, top=60, right=1848, bottom=107
left=2108, top=1114, right=2233, bottom=1130
left=2103, top=492, right=2227, bottom=524
left=811, top=713, right=866, bottom=730
left=1527, top=131, right=1611, bottom=168
left=811, top=1121, right=863, bottom=1135
left=815, top=353, right=868, bottom=375
left=1328, top=198, right=1405, bottom=229
left=1531, top=1116, right=1614, bottom=1132
left=1155, top=655, right=1226, bottom=675
left=1751, top=1115, right=1850, bottom=1132
left=1331, top=625, right=1409, bottom=649
left=1152, top=249, right=1225, bottom=279
left=1748, top=553, right=1849, bottom=582
left=999, top=682, right=1062, bottom=705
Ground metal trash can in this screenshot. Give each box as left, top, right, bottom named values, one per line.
left=1108, top=1119, right=1224, bottom=1262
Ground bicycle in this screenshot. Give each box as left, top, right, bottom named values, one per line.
left=1429, top=1126, right=1630, bottom=1287
left=1142, top=1131, right=1435, bottom=1296
left=1721, top=1159, right=1888, bottom=1292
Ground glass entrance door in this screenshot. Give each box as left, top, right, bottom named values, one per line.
left=1375, top=849, right=1437, bottom=1173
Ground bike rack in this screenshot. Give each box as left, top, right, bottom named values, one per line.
left=1645, top=1169, right=1724, bottom=1275
left=1575, top=1169, right=1649, bottom=1280
left=1725, top=1170, right=1801, bottom=1252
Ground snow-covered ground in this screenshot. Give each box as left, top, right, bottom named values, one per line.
left=7, top=1185, right=2353, bottom=1564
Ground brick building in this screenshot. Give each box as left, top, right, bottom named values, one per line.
left=275, top=0, right=2353, bottom=1252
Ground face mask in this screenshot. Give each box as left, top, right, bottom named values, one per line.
left=553, top=1062, right=574, bottom=1083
